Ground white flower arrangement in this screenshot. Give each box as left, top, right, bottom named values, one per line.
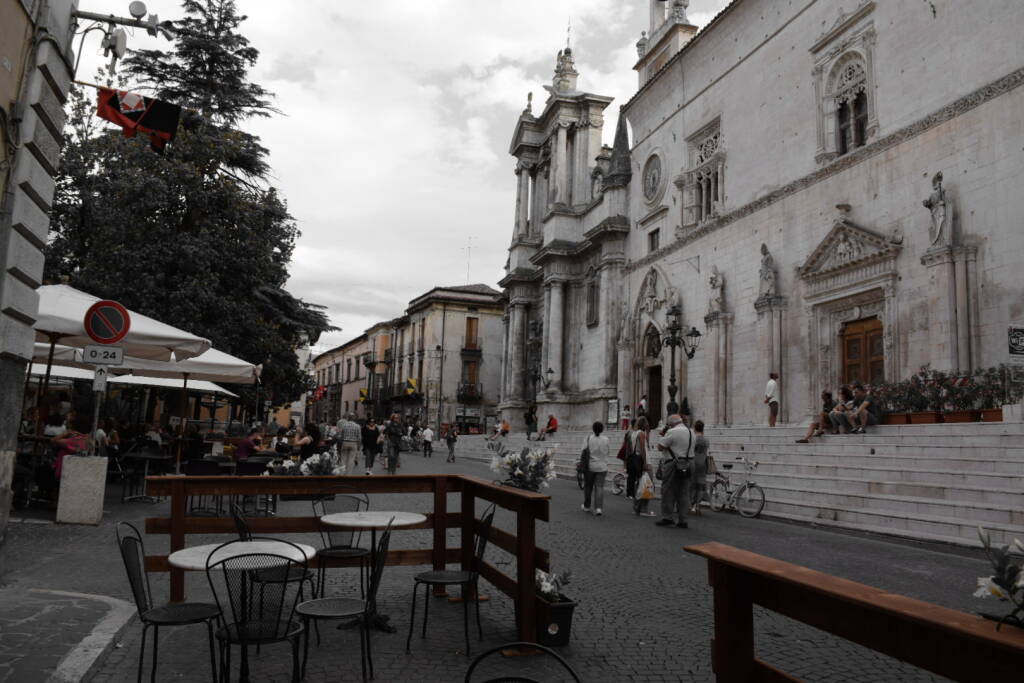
left=264, top=459, right=297, bottom=476
left=974, top=527, right=1024, bottom=629
left=491, top=445, right=558, bottom=492
left=535, top=568, right=572, bottom=602
left=299, top=451, right=344, bottom=476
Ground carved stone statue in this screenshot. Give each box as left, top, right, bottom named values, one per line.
left=758, top=243, right=777, bottom=298
left=708, top=265, right=725, bottom=314
left=640, top=270, right=663, bottom=314
left=671, top=0, right=690, bottom=23
left=922, top=171, right=950, bottom=246
left=834, top=232, right=860, bottom=264
left=636, top=31, right=649, bottom=59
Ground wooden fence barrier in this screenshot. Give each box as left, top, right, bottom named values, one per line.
left=144, top=474, right=550, bottom=642
left=686, top=542, right=1024, bottom=682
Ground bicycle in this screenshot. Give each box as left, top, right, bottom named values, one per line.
left=708, top=456, right=766, bottom=518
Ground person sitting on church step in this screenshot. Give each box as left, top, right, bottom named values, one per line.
left=828, top=385, right=856, bottom=434
left=796, top=390, right=838, bottom=443
left=846, top=383, right=881, bottom=434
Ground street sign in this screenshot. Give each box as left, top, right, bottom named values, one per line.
left=84, top=299, right=131, bottom=344
left=83, top=344, right=124, bottom=365
left=1009, top=323, right=1024, bottom=365
left=92, top=367, right=108, bottom=392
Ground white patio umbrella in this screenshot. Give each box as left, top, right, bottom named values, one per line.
left=108, top=374, right=239, bottom=398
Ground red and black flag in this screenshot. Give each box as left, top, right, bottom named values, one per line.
left=96, top=87, right=182, bottom=152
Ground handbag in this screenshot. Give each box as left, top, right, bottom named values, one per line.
left=579, top=435, right=591, bottom=473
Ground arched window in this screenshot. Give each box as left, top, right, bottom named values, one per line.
left=830, top=57, right=869, bottom=156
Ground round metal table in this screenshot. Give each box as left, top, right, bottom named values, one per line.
left=168, top=540, right=317, bottom=570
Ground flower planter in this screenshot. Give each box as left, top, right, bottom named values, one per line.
left=943, top=410, right=980, bottom=423
left=535, top=596, right=577, bottom=647
left=981, top=408, right=1004, bottom=422
left=908, top=412, right=943, bottom=424
left=881, top=413, right=909, bottom=425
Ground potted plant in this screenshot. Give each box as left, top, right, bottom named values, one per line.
left=874, top=381, right=908, bottom=424
left=490, top=445, right=558, bottom=492
left=535, top=569, right=576, bottom=646
left=943, top=374, right=981, bottom=423
left=906, top=368, right=943, bottom=423
left=974, top=527, right=1024, bottom=630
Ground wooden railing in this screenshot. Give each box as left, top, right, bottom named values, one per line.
left=144, top=474, right=550, bottom=641
left=686, top=542, right=1024, bottom=682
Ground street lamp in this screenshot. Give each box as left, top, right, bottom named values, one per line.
left=662, top=305, right=701, bottom=417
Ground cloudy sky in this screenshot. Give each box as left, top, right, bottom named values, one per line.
left=80, top=0, right=730, bottom=354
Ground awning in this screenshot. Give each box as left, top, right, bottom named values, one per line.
left=28, top=364, right=237, bottom=397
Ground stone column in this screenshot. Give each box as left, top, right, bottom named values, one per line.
left=499, top=313, right=510, bottom=402
left=921, top=246, right=959, bottom=371
left=548, top=281, right=565, bottom=392
left=965, top=247, right=981, bottom=369
left=705, top=312, right=732, bottom=426
left=513, top=168, right=527, bottom=236
left=508, top=304, right=527, bottom=401
left=554, top=125, right=568, bottom=206
left=755, top=297, right=787, bottom=422
left=953, top=246, right=977, bottom=373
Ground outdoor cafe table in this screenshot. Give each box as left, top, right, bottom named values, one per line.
left=169, top=540, right=317, bottom=683
left=320, top=511, right=427, bottom=632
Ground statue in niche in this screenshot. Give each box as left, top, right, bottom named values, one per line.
left=758, top=243, right=777, bottom=298
left=922, top=171, right=950, bottom=246
left=834, top=232, right=860, bottom=265
left=640, top=270, right=663, bottom=314
left=708, top=265, right=725, bottom=314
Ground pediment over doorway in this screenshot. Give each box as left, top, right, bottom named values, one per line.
left=798, top=217, right=901, bottom=298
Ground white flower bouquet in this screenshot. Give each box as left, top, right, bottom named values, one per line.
left=299, top=451, right=344, bottom=476
left=974, top=526, right=1024, bottom=630
left=535, top=568, right=572, bottom=602
left=264, top=458, right=297, bottom=476
left=490, top=445, right=558, bottom=492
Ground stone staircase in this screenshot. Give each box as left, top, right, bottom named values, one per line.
left=454, top=422, right=1024, bottom=549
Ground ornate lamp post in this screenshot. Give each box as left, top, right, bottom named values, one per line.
left=662, top=304, right=702, bottom=417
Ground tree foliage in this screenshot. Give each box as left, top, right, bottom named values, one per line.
left=45, top=0, right=334, bottom=411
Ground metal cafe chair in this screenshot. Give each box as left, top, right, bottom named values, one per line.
left=311, top=487, right=371, bottom=599
left=463, top=642, right=581, bottom=683
left=296, top=520, right=394, bottom=682
left=406, top=503, right=497, bottom=656
left=184, top=459, right=223, bottom=516
left=230, top=503, right=318, bottom=603
left=115, top=522, right=219, bottom=683
left=205, top=539, right=308, bottom=683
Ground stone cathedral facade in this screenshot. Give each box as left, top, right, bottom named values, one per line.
left=498, top=0, right=1024, bottom=429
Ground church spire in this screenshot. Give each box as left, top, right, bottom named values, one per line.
left=605, top=111, right=632, bottom=188
left=552, top=45, right=579, bottom=94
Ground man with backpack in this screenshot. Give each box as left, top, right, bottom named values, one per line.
left=655, top=414, right=694, bottom=528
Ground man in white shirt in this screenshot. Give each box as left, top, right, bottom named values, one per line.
left=655, top=414, right=694, bottom=528
left=421, top=426, right=434, bottom=458
left=764, top=372, right=780, bottom=427
left=335, top=414, right=362, bottom=474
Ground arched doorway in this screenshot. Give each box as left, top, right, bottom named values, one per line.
left=643, top=324, right=663, bottom=421
left=841, top=317, right=884, bottom=384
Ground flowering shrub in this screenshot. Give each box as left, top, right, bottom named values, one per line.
left=974, top=527, right=1024, bottom=629
left=299, top=451, right=344, bottom=476
left=490, top=445, right=558, bottom=492
left=868, top=365, right=1024, bottom=414
left=535, top=568, right=572, bottom=602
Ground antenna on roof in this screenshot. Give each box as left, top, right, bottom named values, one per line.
left=566, top=17, right=572, bottom=50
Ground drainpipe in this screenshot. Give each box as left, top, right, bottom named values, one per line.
left=436, top=304, right=447, bottom=434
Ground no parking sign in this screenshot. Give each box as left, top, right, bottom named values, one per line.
left=83, top=299, right=131, bottom=344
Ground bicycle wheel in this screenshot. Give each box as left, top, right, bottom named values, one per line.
left=576, top=468, right=585, bottom=490
left=709, top=480, right=729, bottom=512
left=611, top=472, right=625, bottom=495
left=736, top=483, right=766, bottom=518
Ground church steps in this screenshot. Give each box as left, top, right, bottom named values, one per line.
left=759, top=482, right=1022, bottom=527
left=748, top=461, right=1017, bottom=488
left=712, top=449, right=1024, bottom=474
left=751, top=471, right=1024, bottom=507
left=708, top=441, right=1024, bottom=459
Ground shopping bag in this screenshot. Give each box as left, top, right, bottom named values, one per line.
left=639, top=472, right=655, bottom=500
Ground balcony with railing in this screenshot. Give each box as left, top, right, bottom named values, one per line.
left=457, top=382, right=483, bottom=403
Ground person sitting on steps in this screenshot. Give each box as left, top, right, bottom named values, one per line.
left=846, top=382, right=881, bottom=434
left=796, top=390, right=838, bottom=443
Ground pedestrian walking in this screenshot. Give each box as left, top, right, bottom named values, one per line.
left=655, top=414, right=694, bottom=528
left=335, top=413, right=361, bottom=474
left=689, top=420, right=709, bottom=515
left=765, top=372, right=780, bottom=427
left=524, top=406, right=537, bottom=440
left=384, top=413, right=403, bottom=474
left=624, top=417, right=646, bottom=499
left=361, top=418, right=380, bottom=474
left=445, top=425, right=458, bottom=462
left=421, top=425, right=434, bottom=457
left=581, top=421, right=610, bottom=516
left=620, top=404, right=632, bottom=431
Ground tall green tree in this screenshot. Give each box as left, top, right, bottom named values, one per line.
left=45, top=0, right=333, bottom=411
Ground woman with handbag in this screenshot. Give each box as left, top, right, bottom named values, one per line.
left=630, top=417, right=657, bottom=516
left=580, top=421, right=610, bottom=516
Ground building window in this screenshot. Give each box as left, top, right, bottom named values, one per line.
left=683, top=119, right=724, bottom=229
left=462, top=360, right=479, bottom=385
left=585, top=270, right=600, bottom=327
left=346, top=359, right=352, bottom=382
left=465, top=317, right=479, bottom=349
left=834, top=60, right=868, bottom=156
left=648, top=229, right=660, bottom=253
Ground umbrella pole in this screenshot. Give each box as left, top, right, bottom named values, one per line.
left=36, top=334, right=60, bottom=431
left=176, top=373, right=189, bottom=474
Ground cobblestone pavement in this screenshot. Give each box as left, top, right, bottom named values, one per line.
left=1, top=451, right=996, bottom=682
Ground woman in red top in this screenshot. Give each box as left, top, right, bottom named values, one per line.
left=538, top=415, right=558, bottom=441
left=51, top=414, right=91, bottom=479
